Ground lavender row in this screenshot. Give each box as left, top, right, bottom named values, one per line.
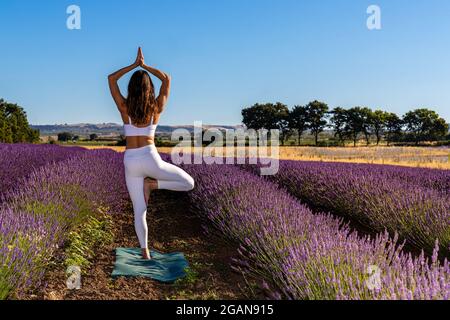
left=246, top=160, right=449, bottom=255
left=0, top=149, right=128, bottom=299
left=313, top=161, right=450, bottom=194
left=181, top=161, right=449, bottom=300
left=0, top=143, right=86, bottom=198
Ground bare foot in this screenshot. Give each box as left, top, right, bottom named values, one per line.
left=142, top=248, right=151, bottom=260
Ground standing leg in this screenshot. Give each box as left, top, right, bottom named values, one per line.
left=125, top=173, right=150, bottom=258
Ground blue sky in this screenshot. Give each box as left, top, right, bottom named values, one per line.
left=1, top=0, right=449, bottom=125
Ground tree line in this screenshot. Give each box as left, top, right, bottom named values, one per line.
left=56, top=133, right=101, bottom=142
left=0, top=99, right=40, bottom=143
left=242, top=101, right=449, bottom=146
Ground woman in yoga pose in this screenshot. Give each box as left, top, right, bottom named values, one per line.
left=108, top=47, right=195, bottom=260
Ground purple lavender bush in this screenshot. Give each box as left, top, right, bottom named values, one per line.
left=0, top=143, right=86, bottom=199
left=362, top=162, right=450, bottom=194
left=0, top=207, right=63, bottom=299
left=183, top=161, right=449, bottom=300
left=244, top=160, right=450, bottom=255
left=0, top=148, right=127, bottom=299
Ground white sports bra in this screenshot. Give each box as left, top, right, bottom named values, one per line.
left=124, top=115, right=157, bottom=138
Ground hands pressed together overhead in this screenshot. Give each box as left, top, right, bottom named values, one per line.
left=134, top=47, right=145, bottom=67
left=108, top=46, right=171, bottom=114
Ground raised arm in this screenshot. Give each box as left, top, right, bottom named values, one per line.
left=108, top=48, right=144, bottom=113
left=141, top=63, right=171, bottom=113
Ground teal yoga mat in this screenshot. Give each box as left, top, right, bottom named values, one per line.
left=112, top=248, right=189, bottom=283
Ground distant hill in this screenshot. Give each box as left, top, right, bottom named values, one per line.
left=31, top=123, right=242, bottom=138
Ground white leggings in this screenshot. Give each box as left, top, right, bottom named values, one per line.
left=123, top=144, right=194, bottom=248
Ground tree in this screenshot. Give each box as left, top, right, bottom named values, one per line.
left=403, top=109, right=449, bottom=145
left=358, top=107, right=373, bottom=146
left=369, top=110, right=389, bottom=146
left=28, top=128, right=40, bottom=142
left=344, top=107, right=369, bottom=147
left=289, top=105, right=309, bottom=145
left=242, top=103, right=268, bottom=131
left=116, top=134, right=127, bottom=146
left=90, top=133, right=99, bottom=141
left=242, top=102, right=289, bottom=144
left=330, top=107, right=347, bottom=146
left=0, top=103, right=13, bottom=143
left=384, top=112, right=403, bottom=146
left=58, top=132, right=74, bottom=142
left=431, top=118, right=449, bottom=141
left=306, top=100, right=329, bottom=146
left=0, top=99, right=39, bottom=143
left=271, top=102, right=290, bottom=145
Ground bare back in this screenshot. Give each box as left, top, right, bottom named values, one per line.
left=120, top=111, right=162, bottom=149
left=108, top=48, right=171, bottom=150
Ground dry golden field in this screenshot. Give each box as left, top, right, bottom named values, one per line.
left=80, top=145, right=450, bottom=170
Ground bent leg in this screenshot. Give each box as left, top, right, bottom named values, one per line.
left=125, top=174, right=148, bottom=249
left=143, top=152, right=195, bottom=192
left=155, top=161, right=195, bottom=191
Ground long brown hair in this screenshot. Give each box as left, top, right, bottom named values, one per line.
left=126, top=70, right=157, bottom=125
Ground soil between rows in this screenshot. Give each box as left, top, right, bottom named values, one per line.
left=32, top=191, right=256, bottom=300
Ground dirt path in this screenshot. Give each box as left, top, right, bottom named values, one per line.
left=36, top=191, right=255, bottom=300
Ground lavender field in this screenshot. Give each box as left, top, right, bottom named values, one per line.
left=242, top=160, right=450, bottom=255
left=0, top=144, right=128, bottom=299
left=183, top=162, right=449, bottom=299
left=0, top=144, right=449, bottom=300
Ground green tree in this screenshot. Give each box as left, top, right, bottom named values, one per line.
left=330, top=107, right=348, bottom=146
left=271, top=102, right=290, bottom=145
left=358, top=107, right=373, bottom=146
left=242, top=102, right=289, bottom=144
left=344, top=107, right=368, bottom=147
left=306, top=100, right=329, bottom=146
left=431, top=118, right=449, bottom=141
left=28, top=128, right=40, bottom=142
left=242, top=103, right=267, bottom=131
left=0, top=103, right=13, bottom=143
left=116, top=134, right=127, bottom=146
left=0, top=99, right=39, bottom=143
left=403, top=109, right=449, bottom=145
left=384, top=112, right=403, bottom=146
left=289, top=105, right=309, bottom=145
left=58, top=132, right=74, bottom=142
left=90, top=133, right=99, bottom=141
left=369, top=109, right=389, bottom=146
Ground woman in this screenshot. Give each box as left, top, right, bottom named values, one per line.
left=108, top=47, right=195, bottom=260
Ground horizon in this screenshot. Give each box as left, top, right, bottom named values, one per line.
left=30, top=122, right=242, bottom=127
left=2, top=0, right=450, bottom=125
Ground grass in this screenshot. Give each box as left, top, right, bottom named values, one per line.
left=167, top=270, right=227, bottom=300
left=64, top=209, right=114, bottom=273
left=166, top=261, right=215, bottom=300
left=175, top=264, right=201, bottom=286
